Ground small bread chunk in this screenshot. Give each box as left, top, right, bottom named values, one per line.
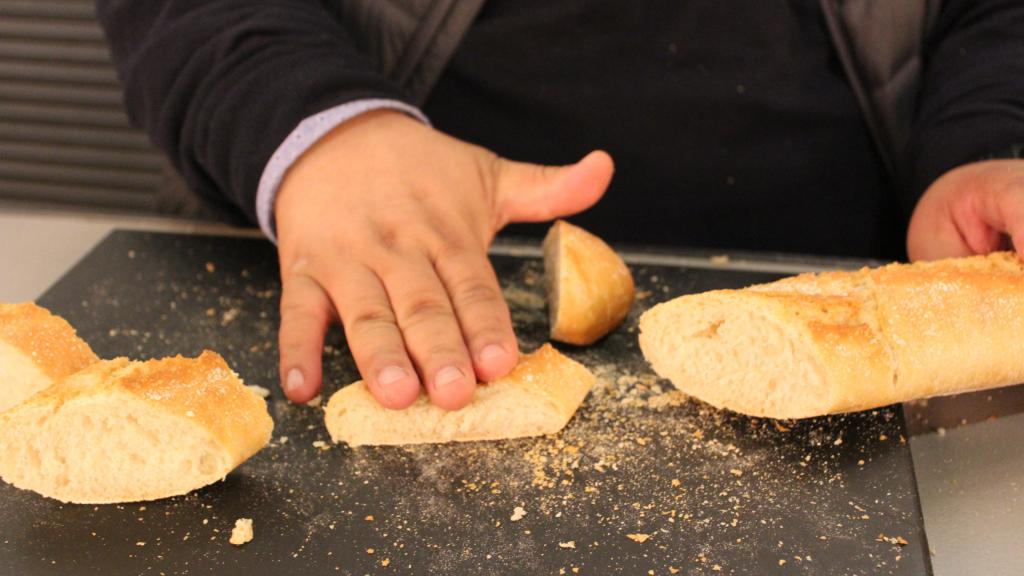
left=639, top=251, right=1024, bottom=419
left=0, top=302, right=98, bottom=412
left=0, top=351, right=274, bottom=503
left=543, top=220, right=635, bottom=345
left=325, top=344, right=595, bottom=446
left=229, top=518, right=254, bottom=546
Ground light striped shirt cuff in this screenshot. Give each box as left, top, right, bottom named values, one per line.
left=255, top=99, right=430, bottom=242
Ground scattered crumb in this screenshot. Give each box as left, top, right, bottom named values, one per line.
left=205, top=262, right=216, bottom=273
left=312, top=440, right=331, bottom=451
left=877, top=533, right=909, bottom=546
left=626, top=533, right=650, bottom=543
left=365, top=515, right=374, bottom=522
left=247, top=385, right=271, bottom=399
left=366, top=548, right=375, bottom=555
left=381, top=559, right=390, bottom=567
left=278, top=436, right=289, bottom=444
left=729, top=468, right=743, bottom=477
left=135, top=541, right=146, bottom=547
left=510, top=506, right=526, bottom=522
left=559, top=541, right=576, bottom=549
left=306, top=395, right=322, bottom=408
left=229, top=518, right=253, bottom=546
left=778, top=559, right=786, bottom=566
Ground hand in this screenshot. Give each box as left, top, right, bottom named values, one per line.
left=274, top=110, right=614, bottom=409
left=907, top=159, right=1024, bottom=261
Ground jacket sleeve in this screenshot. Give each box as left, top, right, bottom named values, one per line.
left=96, top=0, right=412, bottom=224
left=909, top=0, right=1024, bottom=204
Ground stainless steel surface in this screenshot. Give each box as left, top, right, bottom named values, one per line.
left=1, top=207, right=1021, bottom=574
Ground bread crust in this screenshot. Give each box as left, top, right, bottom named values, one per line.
left=543, top=220, right=635, bottom=345
left=639, top=252, right=1024, bottom=418
left=0, top=302, right=98, bottom=381
left=1, top=352, right=273, bottom=502
left=325, top=344, right=595, bottom=446
left=0, top=302, right=98, bottom=412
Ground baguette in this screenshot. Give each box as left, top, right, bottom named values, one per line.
left=543, top=220, right=635, bottom=345
left=639, top=252, right=1024, bottom=419
left=0, top=351, right=273, bottom=503
left=325, top=344, right=595, bottom=446
left=0, top=302, right=98, bottom=413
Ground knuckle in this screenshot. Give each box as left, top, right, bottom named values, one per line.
left=399, top=297, right=451, bottom=327
left=346, top=305, right=397, bottom=336
left=452, top=278, right=503, bottom=308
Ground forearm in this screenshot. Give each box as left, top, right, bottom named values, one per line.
left=96, top=0, right=411, bottom=224
left=909, top=0, right=1024, bottom=209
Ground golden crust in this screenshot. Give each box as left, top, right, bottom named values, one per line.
left=325, top=344, right=595, bottom=446
left=543, top=220, right=635, bottom=346
left=19, top=352, right=273, bottom=465
left=640, top=251, right=1024, bottom=418
left=0, top=302, right=98, bottom=381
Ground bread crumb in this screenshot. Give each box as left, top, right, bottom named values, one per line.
left=778, top=559, right=786, bottom=566
left=626, top=533, right=650, bottom=543
left=135, top=541, right=146, bottom=547
left=381, top=559, right=390, bottom=567
left=205, top=262, right=216, bottom=273
left=229, top=518, right=253, bottom=546
left=247, top=385, right=271, bottom=399
left=729, top=468, right=743, bottom=477
left=278, top=436, right=289, bottom=444
left=365, top=515, right=374, bottom=522
left=366, top=548, right=375, bottom=555
left=306, top=395, right=322, bottom=408
left=510, top=506, right=526, bottom=522
left=558, top=541, right=576, bottom=549
left=312, top=440, right=330, bottom=451
left=669, top=568, right=680, bottom=574
left=671, top=479, right=681, bottom=487
left=712, top=566, right=721, bottom=572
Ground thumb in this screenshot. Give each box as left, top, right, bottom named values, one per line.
left=908, top=160, right=1023, bottom=261
left=494, top=150, right=614, bottom=227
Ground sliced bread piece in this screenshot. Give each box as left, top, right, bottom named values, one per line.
left=0, top=302, right=98, bottom=413
left=543, top=220, right=635, bottom=345
left=0, top=351, right=273, bottom=503
left=325, top=344, right=595, bottom=446
left=639, top=252, right=1024, bottom=419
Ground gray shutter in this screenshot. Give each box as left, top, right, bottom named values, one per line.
left=0, top=0, right=163, bottom=211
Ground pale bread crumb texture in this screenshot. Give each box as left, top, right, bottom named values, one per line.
left=543, top=220, right=635, bottom=346
left=0, top=352, right=274, bottom=503
left=229, top=518, right=253, bottom=546
left=639, top=251, right=1024, bottom=419
left=0, top=302, right=99, bottom=413
left=325, top=344, right=595, bottom=446
left=246, top=385, right=271, bottom=399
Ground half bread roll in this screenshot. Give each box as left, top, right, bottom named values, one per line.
left=543, top=220, right=635, bottom=345
left=0, top=302, right=99, bottom=413
left=0, top=351, right=273, bottom=503
left=639, top=252, right=1024, bottom=419
left=326, top=344, right=595, bottom=446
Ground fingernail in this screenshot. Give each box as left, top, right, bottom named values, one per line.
left=434, top=365, right=465, bottom=391
left=377, top=365, right=408, bottom=387
left=479, top=344, right=507, bottom=362
left=284, top=368, right=304, bottom=393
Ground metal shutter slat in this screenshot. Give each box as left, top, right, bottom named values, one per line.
left=0, top=141, right=163, bottom=171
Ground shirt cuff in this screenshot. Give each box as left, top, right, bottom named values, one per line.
left=255, top=99, right=430, bottom=242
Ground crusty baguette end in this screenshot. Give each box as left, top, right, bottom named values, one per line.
left=0, top=302, right=98, bottom=413
left=543, top=220, right=635, bottom=346
left=0, top=351, right=273, bottom=503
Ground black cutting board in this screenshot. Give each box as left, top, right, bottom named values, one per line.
left=0, top=231, right=931, bottom=575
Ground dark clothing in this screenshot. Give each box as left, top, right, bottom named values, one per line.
left=426, top=0, right=895, bottom=256
left=97, top=0, right=1024, bottom=259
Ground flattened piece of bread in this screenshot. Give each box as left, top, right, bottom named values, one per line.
left=0, top=302, right=98, bottom=413
left=543, top=220, right=635, bottom=345
left=325, top=344, right=595, bottom=446
left=0, top=351, right=273, bottom=503
left=639, top=252, right=1024, bottom=419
